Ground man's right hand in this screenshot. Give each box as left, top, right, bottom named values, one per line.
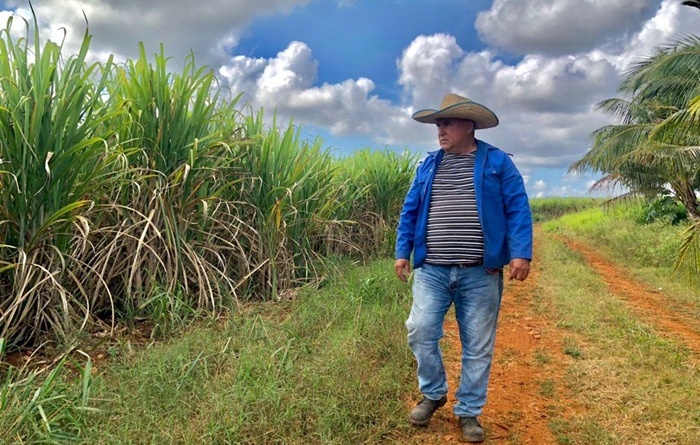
left=395, top=259, right=411, bottom=282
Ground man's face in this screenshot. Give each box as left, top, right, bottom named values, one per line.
left=435, top=118, right=473, bottom=153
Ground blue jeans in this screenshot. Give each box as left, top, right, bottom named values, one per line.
left=406, top=263, right=503, bottom=417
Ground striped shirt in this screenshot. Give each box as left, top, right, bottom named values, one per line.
left=425, top=153, right=484, bottom=264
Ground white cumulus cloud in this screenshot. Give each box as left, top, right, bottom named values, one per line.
left=219, top=41, right=405, bottom=136
left=475, top=0, right=658, bottom=56
left=3, top=0, right=311, bottom=66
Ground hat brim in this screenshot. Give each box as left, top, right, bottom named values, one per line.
left=412, top=102, right=499, bottom=129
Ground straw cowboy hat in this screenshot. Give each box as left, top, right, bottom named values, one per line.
left=412, top=93, right=499, bottom=129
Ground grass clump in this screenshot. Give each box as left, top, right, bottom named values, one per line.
left=0, top=345, right=95, bottom=444
left=0, top=13, right=122, bottom=346
left=332, top=148, right=418, bottom=259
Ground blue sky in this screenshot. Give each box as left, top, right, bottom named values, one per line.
left=236, top=0, right=493, bottom=98
left=1, top=0, right=698, bottom=197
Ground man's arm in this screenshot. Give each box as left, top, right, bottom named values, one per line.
left=501, top=155, right=533, bottom=280
left=395, top=168, right=423, bottom=281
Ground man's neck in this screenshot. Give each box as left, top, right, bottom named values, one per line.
left=444, top=138, right=477, bottom=155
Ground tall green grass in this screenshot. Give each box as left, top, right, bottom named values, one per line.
left=0, top=12, right=418, bottom=348
left=90, top=42, right=249, bottom=319
left=0, top=16, right=120, bottom=345
left=333, top=148, right=418, bottom=258
left=234, top=110, right=342, bottom=298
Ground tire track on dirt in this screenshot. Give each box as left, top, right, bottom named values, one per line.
left=408, top=233, right=572, bottom=444
left=558, top=235, right=700, bottom=355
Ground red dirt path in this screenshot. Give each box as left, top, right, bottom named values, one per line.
left=405, top=231, right=700, bottom=444
left=558, top=236, right=700, bottom=354
left=407, top=235, right=571, bottom=444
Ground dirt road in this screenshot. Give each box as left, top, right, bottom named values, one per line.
left=406, top=230, right=700, bottom=444
left=407, top=234, right=569, bottom=444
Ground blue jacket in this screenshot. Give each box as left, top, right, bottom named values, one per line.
left=395, top=139, right=533, bottom=269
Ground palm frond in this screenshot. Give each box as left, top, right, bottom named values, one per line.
left=681, top=1, right=700, bottom=11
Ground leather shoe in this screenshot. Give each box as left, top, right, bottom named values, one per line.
left=409, top=396, right=447, bottom=426
left=459, top=416, right=485, bottom=442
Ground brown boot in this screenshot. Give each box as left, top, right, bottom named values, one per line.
left=409, top=396, right=447, bottom=426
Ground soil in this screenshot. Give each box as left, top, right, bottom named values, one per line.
left=406, top=230, right=700, bottom=444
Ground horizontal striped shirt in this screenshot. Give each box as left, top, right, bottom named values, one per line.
left=425, top=153, right=484, bottom=264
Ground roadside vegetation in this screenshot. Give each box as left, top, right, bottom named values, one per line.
left=529, top=197, right=603, bottom=222
left=0, top=13, right=417, bottom=444
left=538, top=201, right=700, bottom=445
left=4, top=198, right=699, bottom=444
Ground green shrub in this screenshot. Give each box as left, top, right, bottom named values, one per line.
left=639, top=195, right=688, bottom=225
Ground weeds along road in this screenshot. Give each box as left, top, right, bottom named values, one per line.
left=405, top=226, right=700, bottom=445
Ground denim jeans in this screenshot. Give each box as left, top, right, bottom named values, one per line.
left=406, top=263, right=503, bottom=417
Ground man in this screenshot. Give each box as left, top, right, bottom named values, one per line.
left=395, top=93, right=532, bottom=443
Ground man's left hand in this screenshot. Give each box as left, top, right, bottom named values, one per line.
left=508, top=258, right=530, bottom=281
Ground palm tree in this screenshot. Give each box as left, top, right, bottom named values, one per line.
left=569, top=35, right=700, bottom=220
left=571, top=34, right=700, bottom=283
left=670, top=93, right=700, bottom=281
